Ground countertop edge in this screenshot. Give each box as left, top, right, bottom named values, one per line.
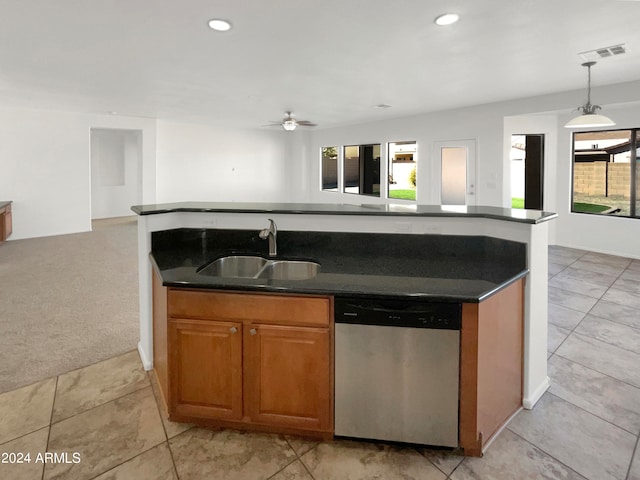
left=131, top=202, right=557, bottom=225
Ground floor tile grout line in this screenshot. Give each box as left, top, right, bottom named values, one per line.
left=164, top=436, right=182, bottom=480
left=85, top=440, right=168, bottom=480
left=145, top=371, right=183, bottom=480
left=625, top=434, right=639, bottom=480
left=284, top=436, right=319, bottom=480
left=544, top=382, right=640, bottom=437
left=0, top=348, right=143, bottom=397
left=553, top=348, right=640, bottom=392
left=0, top=425, right=49, bottom=449
left=415, top=447, right=463, bottom=478
left=50, top=382, right=152, bottom=426
left=41, top=375, right=58, bottom=480
left=265, top=455, right=307, bottom=480
left=570, top=325, right=640, bottom=357
left=580, top=309, right=640, bottom=333
left=506, top=425, right=594, bottom=480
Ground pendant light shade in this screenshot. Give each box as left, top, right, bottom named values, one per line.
left=564, top=61, right=615, bottom=128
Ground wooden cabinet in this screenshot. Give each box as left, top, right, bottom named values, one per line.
left=459, top=278, right=524, bottom=456
left=244, top=323, right=330, bottom=431
left=153, top=270, right=333, bottom=437
left=0, top=203, right=11, bottom=243
left=169, top=318, right=243, bottom=421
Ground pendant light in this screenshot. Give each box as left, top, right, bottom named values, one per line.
left=564, top=61, right=615, bottom=128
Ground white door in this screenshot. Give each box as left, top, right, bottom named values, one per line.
left=433, top=140, right=477, bottom=206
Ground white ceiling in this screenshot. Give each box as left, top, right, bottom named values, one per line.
left=1, top=0, right=639, bottom=129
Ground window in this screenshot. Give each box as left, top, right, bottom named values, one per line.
left=343, top=144, right=380, bottom=197
left=321, top=146, right=338, bottom=191
left=388, top=141, right=417, bottom=201
left=572, top=129, right=639, bottom=218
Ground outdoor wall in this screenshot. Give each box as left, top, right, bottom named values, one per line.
left=0, top=106, right=156, bottom=240
left=574, top=162, right=632, bottom=198
left=155, top=120, right=289, bottom=203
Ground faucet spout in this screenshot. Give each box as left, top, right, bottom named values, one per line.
left=259, top=218, right=278, bottom=256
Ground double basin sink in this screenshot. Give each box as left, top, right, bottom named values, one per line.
left=197, top=255, right=320, bottom=281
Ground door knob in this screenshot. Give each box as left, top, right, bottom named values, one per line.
left=230, top=327, right=238, bottom=333
left=250, top=328, right=257, bottom=336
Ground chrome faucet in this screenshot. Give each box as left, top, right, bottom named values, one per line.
left=259, top=218, right=278, bottom=256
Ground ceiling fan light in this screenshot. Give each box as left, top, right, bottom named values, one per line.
left=564, top=113, right=616, bottom=128
left=282, top=121, right=297, bottom=131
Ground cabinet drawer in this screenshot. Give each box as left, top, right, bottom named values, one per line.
left=168, top=290, right=330, bottom=327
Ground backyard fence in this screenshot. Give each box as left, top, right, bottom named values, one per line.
left=574, top=162, right=637, bottom=198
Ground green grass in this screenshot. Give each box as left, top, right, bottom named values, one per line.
left=573, top=202, right=611, bottom=213
left=512, top=198, right=524, bottom=209
left=514, top=197, right=611, bottom=213
left=389, top=189, right=416, bottom=201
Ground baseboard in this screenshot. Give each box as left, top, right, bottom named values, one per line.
left=523, top=376, right=550, bottom=409
left=137, top=342, right=153, bottom=371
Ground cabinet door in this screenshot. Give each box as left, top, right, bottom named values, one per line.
left=169, top=318, right=243, bottom=420
left=245, top=323, right=331, bottom=432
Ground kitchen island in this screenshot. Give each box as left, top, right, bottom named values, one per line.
left=133, top=202, right=556, bottom=455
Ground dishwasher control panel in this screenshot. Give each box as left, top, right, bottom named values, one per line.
left=334, top=297, right=461, bottom=330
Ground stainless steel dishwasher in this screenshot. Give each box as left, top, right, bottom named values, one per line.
left=334, top=297, right=461, bottom=447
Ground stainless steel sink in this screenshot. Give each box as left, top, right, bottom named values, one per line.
left=198, top=255, right=267, bottom=278
left=255, top=260, right=320, bottom=280
left=198, top=256, right=319, bottom=280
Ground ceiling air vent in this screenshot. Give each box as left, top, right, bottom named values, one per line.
left=579, top=44, right=626, bottom=61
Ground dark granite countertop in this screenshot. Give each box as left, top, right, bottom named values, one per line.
left=0, top=201, right=12, bottom=209
left=151, top=228, right=528, bottom=303
left=132, top=201, right=557, bottom=224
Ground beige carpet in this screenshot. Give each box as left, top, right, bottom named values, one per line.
left=0, top=216, right=139, bottom=394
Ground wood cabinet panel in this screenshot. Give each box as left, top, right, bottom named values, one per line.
left=460, top=278, right=524, bottom=456
left=152, top=268, right=169, bottom=409
left=168, top=289, right=330, bottom=326
left=244, top=323, right=331, bottom=431
left=0, top=204, right=10, bottom=242
left=169, top=318, right=243, bottom=420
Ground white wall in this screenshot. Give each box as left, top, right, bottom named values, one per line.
left=90, top=129, right=142, bottom=219
left=305, top=106, right=505, bottom=206
left=552, top=104, right=640, bottom=259
left=155, top=120, right=289, bottom=203
left=300, top=80, right=640, bottom=257
left=0, top=107, right=156, bottom=239
left=3, top=78, right=639, bottom=256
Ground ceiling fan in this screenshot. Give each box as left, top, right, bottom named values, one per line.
left=263, top=112, right=317, bottom=131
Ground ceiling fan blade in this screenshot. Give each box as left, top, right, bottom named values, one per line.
left=297, top=121, right=317, bottom=127
left=261, top=123, right=283, bottom=127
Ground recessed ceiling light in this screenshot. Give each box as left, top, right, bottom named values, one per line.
left=434, top=13, right=459, bottom=26
left=208, top=19, right=232, bottom=31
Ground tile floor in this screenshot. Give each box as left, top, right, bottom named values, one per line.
left=1, top=246, right=639, bottom=480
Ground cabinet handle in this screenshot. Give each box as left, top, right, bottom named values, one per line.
left=230, top=327, right=238, bottom=334
left=249, top=328, right=257, bottom=336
